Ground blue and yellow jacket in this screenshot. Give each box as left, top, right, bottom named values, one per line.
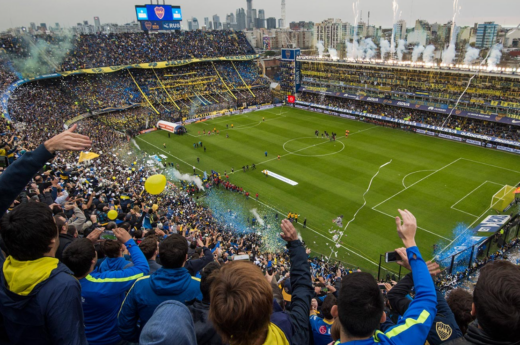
left=80, top=239, right=149, bottom=345
left=117, top=266, right=203, bottom=342
left=337, top=246, right=437, bottom=345
left=0, top=256, right=88, bottom=345
left=98, top=257, right=132, bottom=273
left=310, top=315, right=334, bottom=345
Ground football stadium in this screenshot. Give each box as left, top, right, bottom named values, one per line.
left=1, top=2, right=520, bottom=345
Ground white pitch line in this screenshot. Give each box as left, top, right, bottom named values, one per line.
left=136, top=137, right=204, bottom=173
left=250, top=197, right=396, bottom=272
left=451, top=181, right=489, bottom=209
left=450, top=207, right=479, bottom=218
left=371, top=207, right=451, bottom=241
left=372, top=158, right=462, bottom=210
left=234, top=126, right=379, bottom=173
left=402, top=170, right=435, bottom=188
left=461, top=158, right=520, bottom=174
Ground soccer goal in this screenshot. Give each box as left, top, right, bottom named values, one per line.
left=491, top=185, right=516, bottom=212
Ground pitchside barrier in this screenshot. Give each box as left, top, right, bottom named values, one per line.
left=378, top=211, right=520, bottom=281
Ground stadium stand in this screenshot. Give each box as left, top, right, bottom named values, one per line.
left=0, top=30, right=519, bottom=345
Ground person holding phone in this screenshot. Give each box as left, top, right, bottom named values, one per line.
left=330, top=209, right=438, bottom=345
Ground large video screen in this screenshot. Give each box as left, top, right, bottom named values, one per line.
left=135, top=5, right=182, bottom=21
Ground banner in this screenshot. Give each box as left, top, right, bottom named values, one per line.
left=78, top=152, right=100, bottom=163
left=299, top=87, right=520, bottom=125
left=296, top=101, right=520, bottom=148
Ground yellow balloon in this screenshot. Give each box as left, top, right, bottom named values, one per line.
left=132, top=168, right=135, bottom=171
left=127, top=177, right=131, bottom=181
left=112, top=176, right=116, bottom=180
left=107, top=210, right=118, bottom=220
left=133, top=161, right=137, bottom=165
left=145, top=174, right=167, bottom=195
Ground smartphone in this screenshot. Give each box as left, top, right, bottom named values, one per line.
left=267, top=267, right=273, bottom=275
left=234, top=254, right=250, bottom=261
left=378, top=284, right=386, bottom=290
left=385, top=251, right=401, bottom=263
left=100, top=231, right=116, bottom=240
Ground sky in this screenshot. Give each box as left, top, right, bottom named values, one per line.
left=0, top=0, right=519, bottom=32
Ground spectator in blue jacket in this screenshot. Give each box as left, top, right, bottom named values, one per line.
left=98, top=238, right=131, bottom=273
left=208, top=219, right=313, bottom=345
left=310, top=294, right=336, bottom=345
left=330, top=209, right=437, bottom=345
left=62, top=228, right=149, bottom=345
left=118, top=233, right=203, bottom=342
left=387, top=248, right=462, bottom=344
left=124, top=235, right=162, bottom=274
left=0, top=202, right=88, bottom=345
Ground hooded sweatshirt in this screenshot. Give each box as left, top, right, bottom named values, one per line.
left=118, top=266, right=203, bottom=342
left=140, top=300, right=197, bottom=345
left=80, top=239, right=149, bottom=345
left=443, top=321, right=520, bottom=345
left=98, top=256, right=131, bottom=273
left=0, top=256, right=87, bottom=345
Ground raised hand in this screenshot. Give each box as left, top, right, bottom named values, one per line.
left=280, top=219, right=298, bottom=242
left=395, top=209, right=417, bottom=248
left=44, top=124, right=92, bottom=154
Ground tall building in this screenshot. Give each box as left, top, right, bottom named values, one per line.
left=236, top=8, right=246, bottom=30
left=267, top=17, right=276, bottom=30
left=204, top=17, right=209, bottom=27
left=230, top=13, right=235, bottom=24
left=278, top=18, right=283, bottom=29
left=246, top=0, right=253, bottom=29
left=281, top=0, right=286, bottom=28
left=315, top=19, right=347, bottom=49
left=252, top=9, right=257, bottom=22
left=192, top=17, right=199, bottom=30
left=30, top=22, right=36, bottom=31
left=83, top=20, right=88, bottom=26
left=258, top=9, right=265, bottom=20
left=208, top=21, right=213, bottom=30
left=476, top=21, right=499, bottom=48
left=55, top=23, right=60, bottom=29
left=357, top=21, right=367, bottom=37
left=394, top=20, right=406, bottom=41
left=188, top=20, right=193, bottom=31
left=255, top=18, right=265, bottom=29
left=94, top=16, right=101, bottom=28
left=40, top=23, right=47, bottom=31
left=213, top=15, right=221, bottom=30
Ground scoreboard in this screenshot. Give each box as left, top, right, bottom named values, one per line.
left=135, top=4, right=182, bottom=31
left=135, top=5, right=182, bottom=21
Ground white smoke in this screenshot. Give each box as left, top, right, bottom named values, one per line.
left=329, top=47, right=339, bottom=60
left=168, top=168, right=205, bottom=190
left=131, top=139, right=141, bottom=151
left=397, top=39, right=407, bottom=61
left=423, top=45, right=436, bottom=63
left=380, top=39, right=391, bottom=60
left=442, top=26, right=459, bottom=65
left=346, top=41, right=356, bottom=60
left=390, top=0, right=399, bottom=57
left=412, top=45, right=425, bottom=62
left=316, top=41, right=325, bottom=58
left=463, top=45, right=480, bottom=65
left=487, top=43, right=503, bottom=68
left=363, top=38, right=378, bottom=59
left=250, top=208, right=265, bottom=226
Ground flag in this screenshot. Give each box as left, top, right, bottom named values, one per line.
left=514, top=187, right=520, bottom=194
left=78, top=152, right=100, bottom=163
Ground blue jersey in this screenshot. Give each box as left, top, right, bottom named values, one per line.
left=309, top=315, right=333, bottom=345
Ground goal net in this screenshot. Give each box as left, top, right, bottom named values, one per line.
left=491, top=185, right=516, bottom=212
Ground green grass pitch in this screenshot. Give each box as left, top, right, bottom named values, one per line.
left=136, top=106, right=520, bottom=275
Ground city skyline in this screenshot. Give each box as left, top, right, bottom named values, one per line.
left=0, top=0, right=519, bottom=32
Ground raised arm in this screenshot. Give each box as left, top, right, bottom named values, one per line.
left=280, top=219, right=313, bottom=345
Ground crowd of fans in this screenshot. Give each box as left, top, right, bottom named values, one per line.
left=0, top=31, right=519, bottom=345
left=299, top=92, right=520, bottom=142
left=300, top=61, right=520, bottom=116
left=0, top=31, right=255, bottom=76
